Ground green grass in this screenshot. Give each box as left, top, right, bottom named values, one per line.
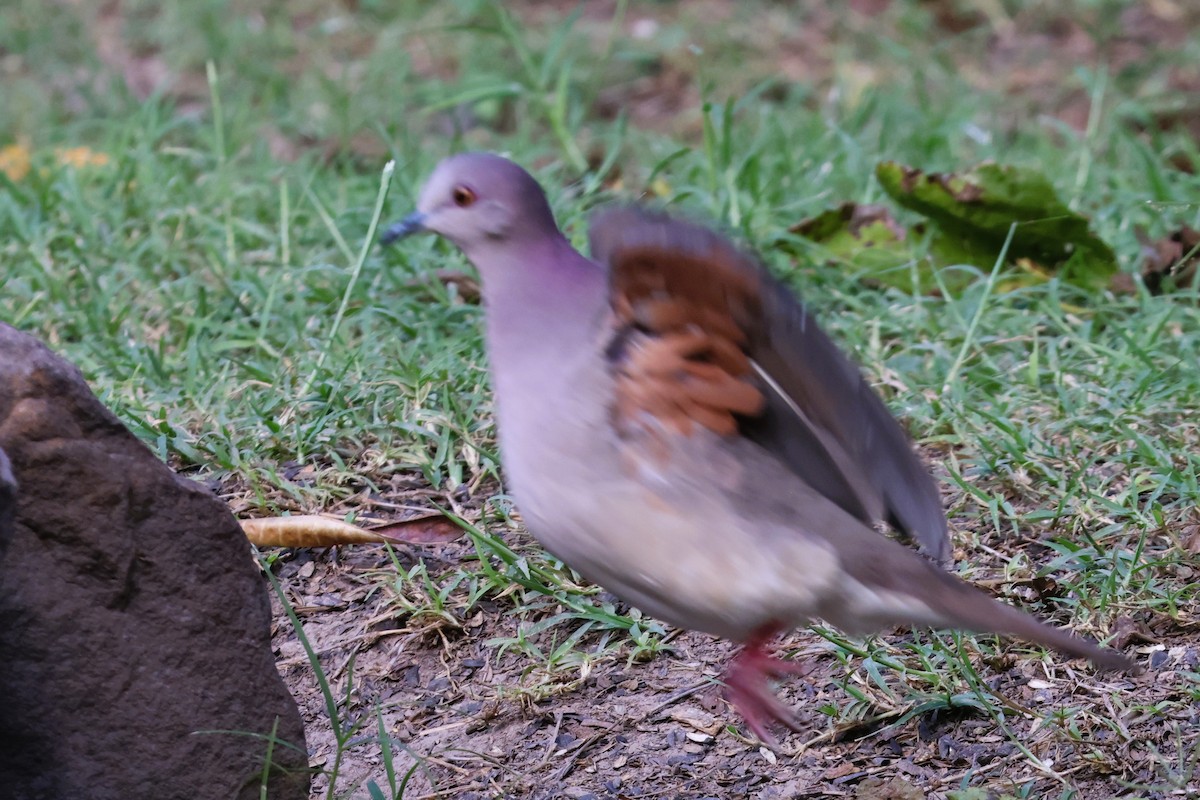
left=3, top=0, right=1200, bottom=797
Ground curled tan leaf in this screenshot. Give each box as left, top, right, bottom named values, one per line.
left=242, top=515, right=389, bottom=547
left=242, top=514, right=463, bottom=548
left=370, top=515, right=464, bottom=544
left=1108, top=616, right=1157, bottom=651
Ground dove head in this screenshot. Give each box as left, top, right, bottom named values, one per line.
left=382, top=153, right=562, bottom=260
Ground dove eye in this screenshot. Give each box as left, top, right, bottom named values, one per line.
left=452, top=186, right=477, bottom=208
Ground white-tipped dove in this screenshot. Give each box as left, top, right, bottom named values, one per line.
left=381, top=152, right=1136, bottom=743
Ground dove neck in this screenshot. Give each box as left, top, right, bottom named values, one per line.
left=480, top=234, right=607, bottom=361
left=479, top=234, right=610, bottom=465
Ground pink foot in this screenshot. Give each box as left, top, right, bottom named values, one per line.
left=722, top=625, right=811, bottom=746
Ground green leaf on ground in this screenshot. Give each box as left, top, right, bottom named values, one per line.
left=789, top=203, right=983, bottom=295
left=874, top=161, right=1119, bottom=291
left=788, top=203, right=914, bottom=280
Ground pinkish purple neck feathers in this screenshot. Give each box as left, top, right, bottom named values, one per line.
left=476, top=232, right=607, bottom=374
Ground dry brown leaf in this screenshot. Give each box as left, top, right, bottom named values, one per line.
left=667, top=711, right=721, bottom=736
left=242, top=513, right=463, bottom=547
left=430, top=270, right=481, bottom=303
left=822, top=761, right=862, bottom=780
left=401, top=270, right=482, bottom=303
left=1109, top=615, right=1157, bottom=651
left=370, top=515, right=464, bottom=544
left=1007, top=574, right=1062, bottom=603
left=855, top=776, right=923, bottom=800
left=1182, top=523, right=1200, bottom=555
left=1140, top=225, right=1200, bottom=295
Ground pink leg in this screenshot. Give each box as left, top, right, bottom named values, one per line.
left=722, top=624, right=811, bottom=746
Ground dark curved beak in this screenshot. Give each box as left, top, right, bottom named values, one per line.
left=379, top=212, right=427, bottom=245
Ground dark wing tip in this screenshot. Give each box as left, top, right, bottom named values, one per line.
left=751, top=261, right=953, bottom=561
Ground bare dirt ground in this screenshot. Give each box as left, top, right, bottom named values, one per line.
left=256, top=472, right=1198, bottom=799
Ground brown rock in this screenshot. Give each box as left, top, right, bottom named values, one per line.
left=0, top=324, right=308, bottom=800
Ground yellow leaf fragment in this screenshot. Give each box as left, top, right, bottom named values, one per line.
left=0, top=142, right=111, bottom=182
left=0, top=142, right=32, bottom=182
left=55, top=146, right=111, bottom=169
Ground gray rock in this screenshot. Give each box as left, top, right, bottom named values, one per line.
left=0, top=323, right=308, bottom=800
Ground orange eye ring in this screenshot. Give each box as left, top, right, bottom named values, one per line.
left=452, top=185, right=477, bottom=207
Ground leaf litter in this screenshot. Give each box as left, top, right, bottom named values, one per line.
left=790, top=162, right=1126, bottom=298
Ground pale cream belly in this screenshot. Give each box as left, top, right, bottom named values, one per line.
left=514, top=461, right=844, bottom=643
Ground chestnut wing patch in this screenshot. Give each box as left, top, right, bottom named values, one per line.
left=607, top=248, right=766, bottom=438
left=588, top=207, right=952, bottom=562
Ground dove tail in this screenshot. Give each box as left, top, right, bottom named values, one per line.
left=837, top=540, right=1138, bottom=673
left=921, top=566, right=1137, bottom=673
